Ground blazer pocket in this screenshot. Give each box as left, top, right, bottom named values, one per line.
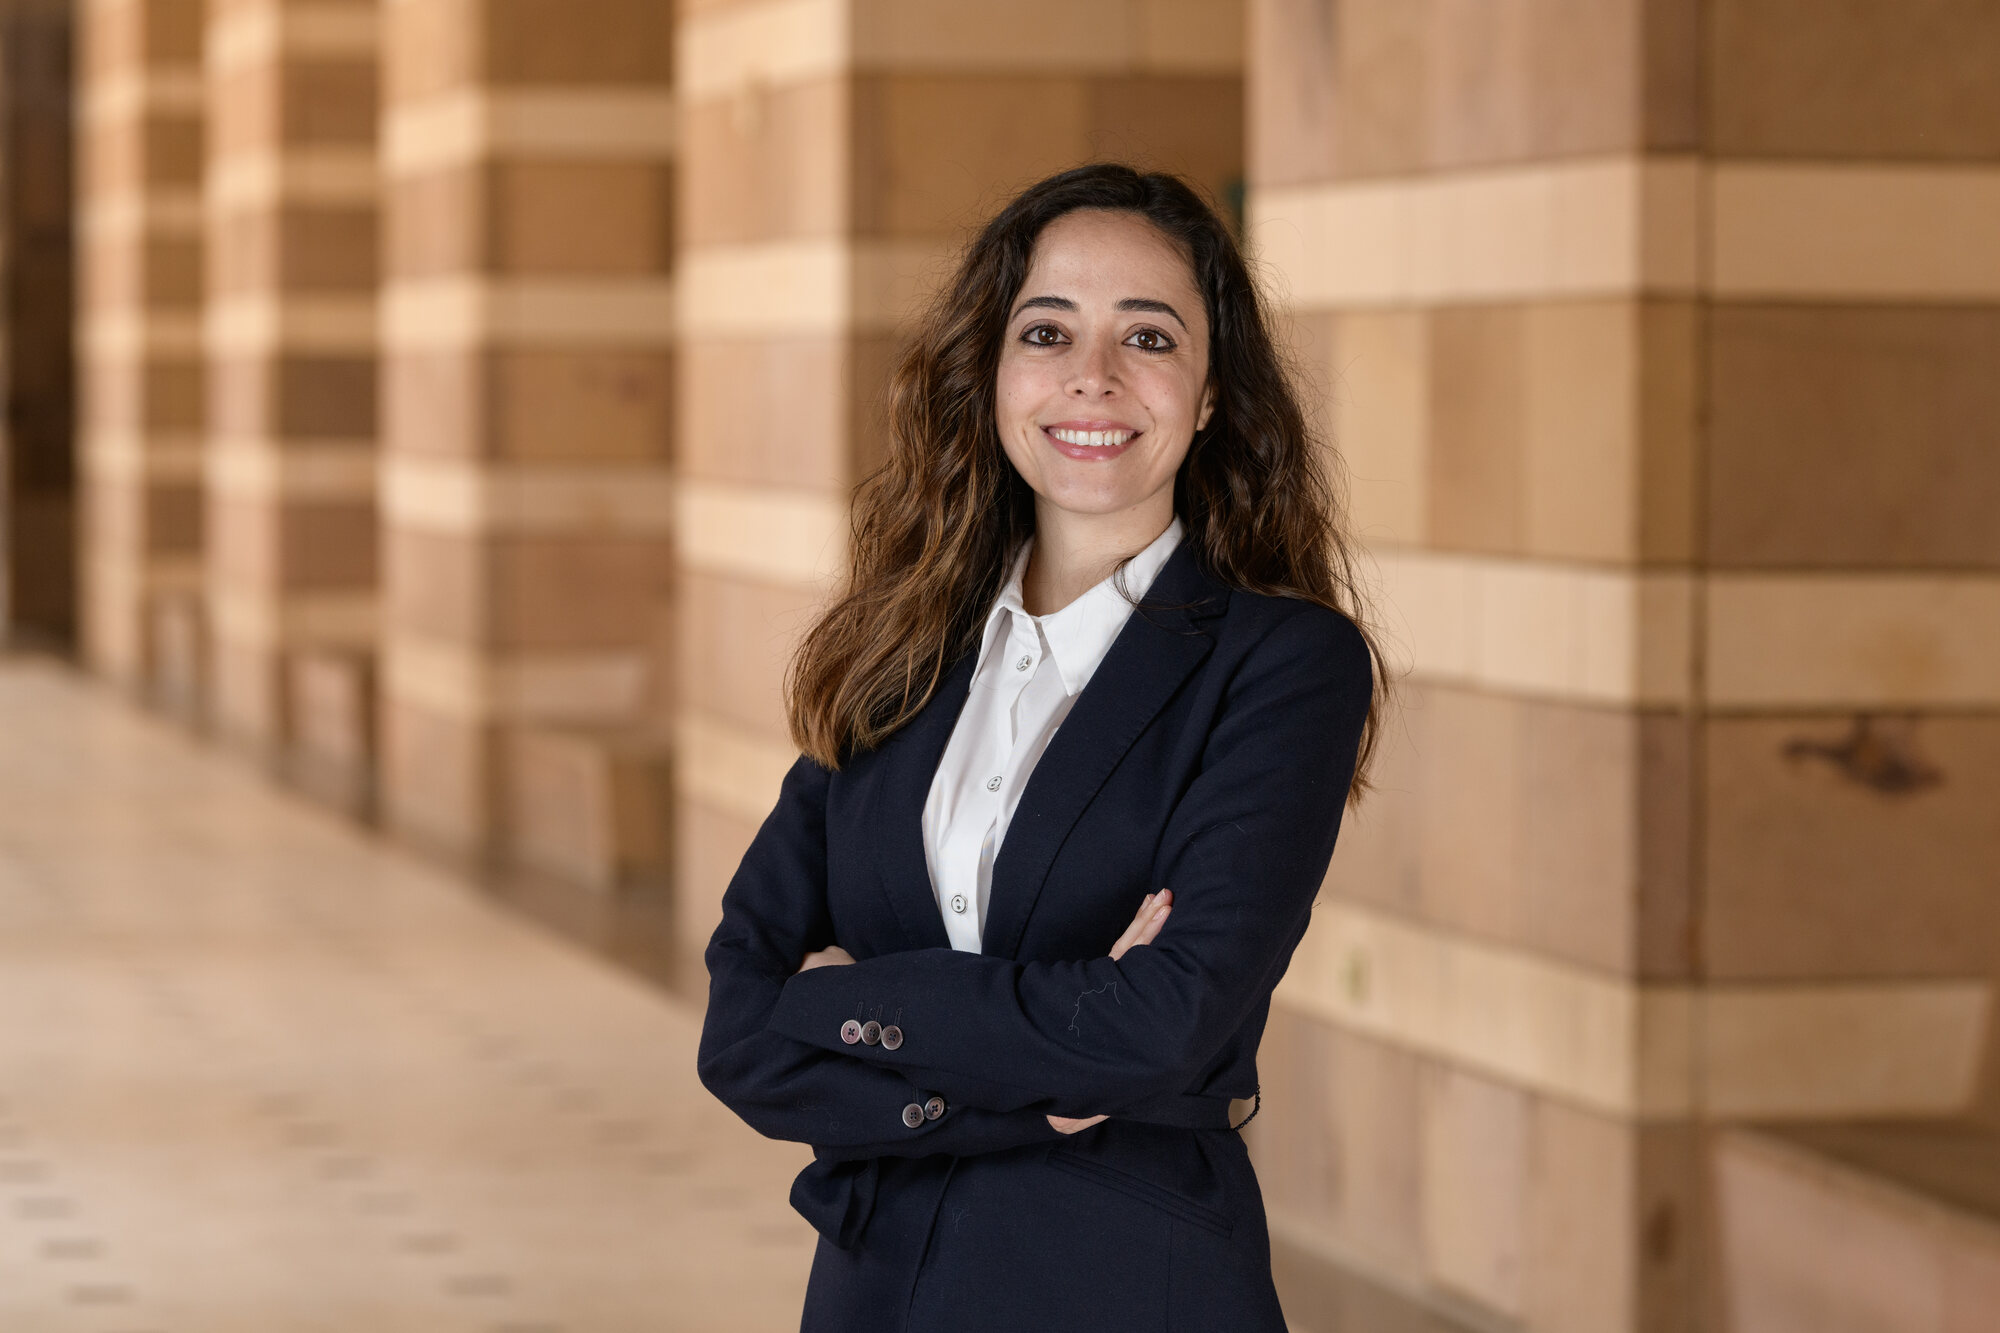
left=1044, top=1147, right=1236, bottom=1239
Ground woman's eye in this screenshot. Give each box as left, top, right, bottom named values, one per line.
left=1022, top=324, right=1064, bottom=346
left=1128, top=328, right=1175, bottom=352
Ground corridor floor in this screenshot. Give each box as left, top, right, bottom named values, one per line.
left=0, top=656, right=816, bottom=1332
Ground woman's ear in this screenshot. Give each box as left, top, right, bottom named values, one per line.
left=1195, top=384, right=1216, bottom=433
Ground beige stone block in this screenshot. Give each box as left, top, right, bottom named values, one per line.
left=1704, top=714, right=2000, bottom=982
left=1248, top=0, right=1422, bottom=187
left=673, top=708, right=795, bottom=831
left=1420, top=1064, right=1526, bottom=1317
left=677, top=335, right=849, bottom=490
left=487, top=535, right=674, bottom=652
left=1708, top=305, right=2000, bottom=570
left=483, top=0, right=675, bottom=88
left=1083, top=74, right=1245, bottom=222
left=145, top=475, right=203, bottom=554
left=674, top=791, right=759, bottom=976
left=675, top=568, right=820, bottom=741
left=1712, top=0, right=2000, bottom=160
left=382, top=693, right=496, bottom=860
left=1712, top=164, right=2000, bottom=303
left=278, top=497, right=377, bottom=591
left=504, top=724, right=673, bottom=892
left=1252, top=1008, right=1427, bottom=1285
left=1707, top=575, right=2000, bottom=710
left=1519, top=303, right=1640, bottom=562
left=383, top=347, right=482, bottom=456
left=1523, top=1098, right=1635, bottom=1333
left=276, top=353, right=377, bottom=438
left=850, top=74, right=1089, bottom=241
left=277, top=204, right=378, bottom=293
left=207, top=628, right=285, bottom=749
left=279, top=57, right=377, bottom=148
left=287, top=648, right=377, bottom=814
left=385, top=524, right=483, bottom=643
left=143, top=111, right=203, bottom=187
left=383, top=0, right=479, bottom=107
left=1636, top=300, right=1697, bottom=563
left=492, top=349, right=673, bottom=462
left=382, top=456, right=673, bottom=536
left=1714, top=1129, right=2000, bottom=1333
left=148, top=590, right=207, bottom=723
left=678, top=76, right=848, bottom=248
left=1426, top=305, right=1524, bottom=553
left=1328, top=309, right=1428, bottom=548
left=674, top=478, right=847, bottom=588
left=384, top=161, right=486, bottom=280
left=494, top=160, right=671, bottom=276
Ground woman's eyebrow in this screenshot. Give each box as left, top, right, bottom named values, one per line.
left=1117, top=298, right=1187, bottom=331
left=1012, top=294, right=1189, bottom=332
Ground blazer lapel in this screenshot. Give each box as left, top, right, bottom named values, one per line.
left=981, top=540, right=1229, bottom=960
left=867, top=645, right=976, bottom=951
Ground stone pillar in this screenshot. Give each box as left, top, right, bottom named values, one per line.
left=0, top=0, right=75, bottom=648
left=76, top=0, right=203, bottom=697
left=201, top=0, right=378, bottom=781
left=669, top=0, right=1244, bottom=978
left=378, top=0, right=676, bottom=863
left=1245, top=2, right=2000, bottom=1330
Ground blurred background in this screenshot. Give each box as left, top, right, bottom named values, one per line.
left=0, top=0, right=1995, bottom=1329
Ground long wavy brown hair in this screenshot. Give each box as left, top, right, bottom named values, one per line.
left=785, top=163, right=1387, bottom=802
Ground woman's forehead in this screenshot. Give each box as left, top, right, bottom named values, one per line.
left=1021, top=210, right=1200, bottom=305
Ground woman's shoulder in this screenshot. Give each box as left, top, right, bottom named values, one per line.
left=1216, top=585, right=1371, bottom=670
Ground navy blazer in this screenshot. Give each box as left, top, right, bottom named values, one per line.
left=698, top=537, right=1373, bottom=1332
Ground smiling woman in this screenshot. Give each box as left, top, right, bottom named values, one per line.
left=696, top=163, right=1388, bottom=1332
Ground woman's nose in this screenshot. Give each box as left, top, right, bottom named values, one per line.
left=1066, top=338, right=1119, bottom=396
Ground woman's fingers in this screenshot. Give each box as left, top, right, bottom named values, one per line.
left=795, top=944, right=856, bottom=973
left=1046, top=1114, right=1109, bottom=1135
left=1107, top=889, right=1172, bottom=961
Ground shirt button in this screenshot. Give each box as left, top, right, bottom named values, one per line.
left=880, top=1025, right=903, bottom=1050
left=860, top=1021, right=882, bottom=1046
left=1015, top=655, right=1031, bottom=671
left=902, top=1103, right=927, bottom=1130
left=949, top=893, right=967, bottom=914
left=985, top=775, right=1002, bottom=791
left=924, top=1095, right=947, bottom=1121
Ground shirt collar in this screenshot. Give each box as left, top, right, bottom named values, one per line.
left=979, top=514, right=1186, bottom=697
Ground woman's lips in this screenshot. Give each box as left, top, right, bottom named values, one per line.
left=1042, top=425, right=1139, bottom=461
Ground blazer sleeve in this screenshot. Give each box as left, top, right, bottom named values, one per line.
left=696, top=749, right=1066, bottom=1157
left=763, top=605, right=1373, bottom=1115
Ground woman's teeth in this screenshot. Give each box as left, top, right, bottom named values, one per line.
left=1047, top=428, right=1135, bottom=447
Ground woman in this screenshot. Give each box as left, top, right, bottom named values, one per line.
left=697, top=163, right=1383, bottom=1331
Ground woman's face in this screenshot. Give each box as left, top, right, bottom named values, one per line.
left=995, top=209, right=1213, bottom=530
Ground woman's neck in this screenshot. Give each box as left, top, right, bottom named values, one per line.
left=1020, top=500, right=1175, bottom=617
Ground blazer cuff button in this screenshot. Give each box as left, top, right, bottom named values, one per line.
left=860, top=1021, right=882, bottom=1046
left=840, top=1019, right=863, bottom=1045
left=879, top=1024, right=903, bottom=1050
left=901, top=1103, right=927, bottom=1130
left=923, top=1096, right=946, bottom=1121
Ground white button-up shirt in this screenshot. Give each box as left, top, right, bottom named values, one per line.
left=920, top=515, right=1185, bottom=951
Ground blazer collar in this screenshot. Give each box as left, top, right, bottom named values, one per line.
left=870, top=537, right=1230, bottom=957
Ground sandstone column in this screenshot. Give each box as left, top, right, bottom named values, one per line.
left=1246, top=2, right=2000, bottom=1330
left=669, top=0, right=1244, bottom=977
left=378, top=0, right=676, bottom=864
left=0, top=0, right=75, bottom=648
left=77, top=0, right=204, bottom=700
left=201, top=0, right=379, bottom=795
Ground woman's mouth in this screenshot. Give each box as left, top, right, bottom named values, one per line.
left=1043, top=425, right=1139, bottom=461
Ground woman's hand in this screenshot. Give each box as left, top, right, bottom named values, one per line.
left=1048, top=889, right=1173, bottom=1135
left=796, top=945, right=855, bottom=973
